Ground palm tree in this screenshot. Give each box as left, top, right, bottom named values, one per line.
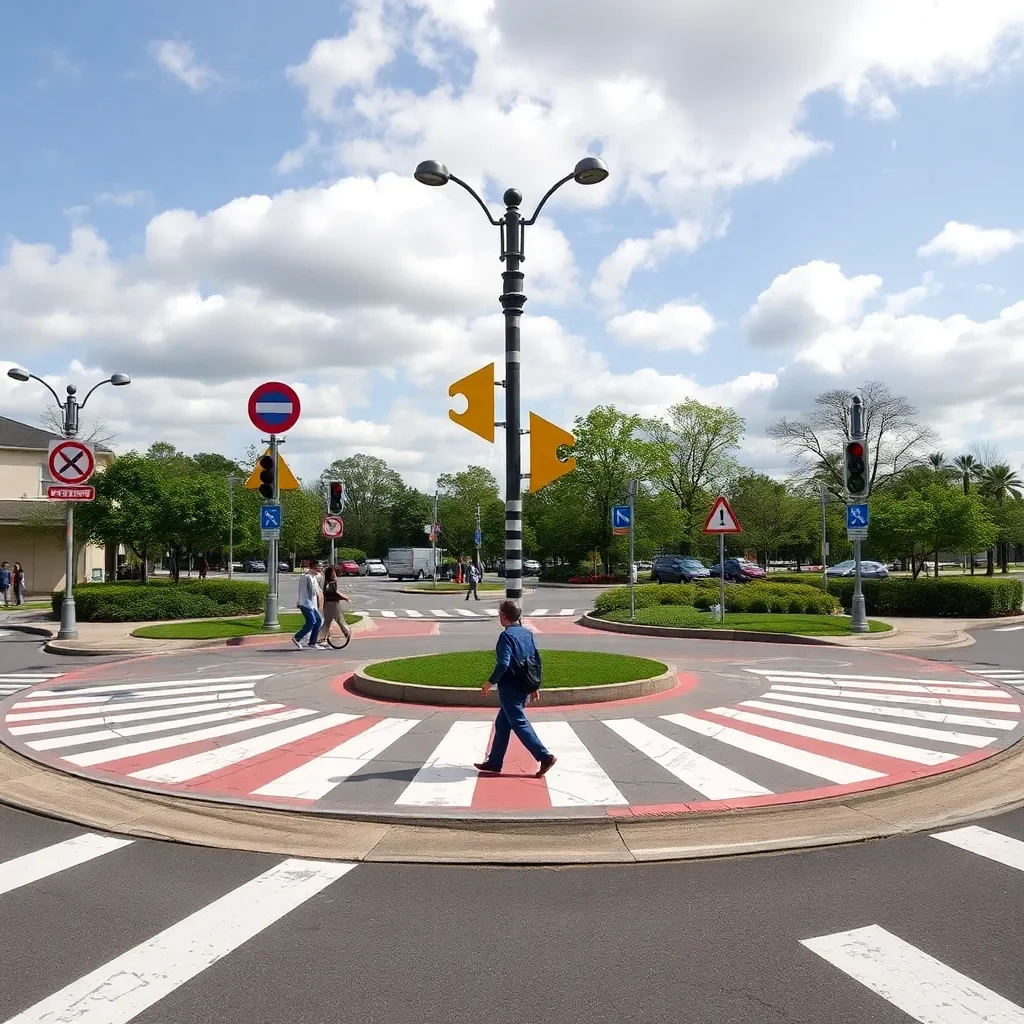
left=953, top=454, right=983, bottom=496
left=979, top=464, right=1024, bottom=574
left=927, top=452, right=951, bottom=475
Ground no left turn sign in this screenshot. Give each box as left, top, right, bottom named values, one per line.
left=48, top=440, right=96, bottom=485
left=322, top=515, right=344, bottom=539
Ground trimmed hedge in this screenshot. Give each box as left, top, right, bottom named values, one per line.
left=594, top=581, right=839, bottom=616
left=539, top=563, right=587, bottom=582
left=52, top=579, right=269, bottom=622
left=825, top=577, right=1023, bottom=617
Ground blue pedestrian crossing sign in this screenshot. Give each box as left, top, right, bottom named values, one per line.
left=612, top=505, right=632, bottom=535
left=260, top=504, right=282, bottom=530
left=846, top=504, right=869, bottom=529
left=474, top=529, right=482, bottom=546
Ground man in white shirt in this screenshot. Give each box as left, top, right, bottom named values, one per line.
left=292, top=560, right=326, bottom=650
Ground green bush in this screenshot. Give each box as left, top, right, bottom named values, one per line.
left=594, top=580, right=839, bottom=616
left=333, top=547, right=367, bottom=564
left=766, top=572, right=828, bottom=591
left=826, top=576, right=1023, bottom=617
left=52, top=579, right=269, bottom=622
left=539, top=563, right=588, bottom=582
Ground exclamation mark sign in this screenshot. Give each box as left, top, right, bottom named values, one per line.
left=719, top=509, right=725, bottom=526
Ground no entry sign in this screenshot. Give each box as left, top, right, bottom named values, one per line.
left=248, top=382, right=301, bottom=434
left=47, top=440, right=95, bottom=485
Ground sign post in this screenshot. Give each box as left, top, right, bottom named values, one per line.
left=703, top=495, right=742, bottom=623
left=249, top=381, right=301, bottom=632
left=47, top=439, right=96, bottom=640
left=628, top=482, right=636, bottom=620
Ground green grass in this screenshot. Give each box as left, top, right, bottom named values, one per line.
left=364, top=650, right=667, bottom=688
left=602, top=606, right=892, bottom=635
left=404, top=581, right=505, bottom=592
left=132, top=612, right=361, bottom=639
left=4, top=601, right=52, bottom=611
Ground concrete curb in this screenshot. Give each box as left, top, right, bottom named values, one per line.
left=578, top=612, right=843, bottom=646
left=350, top=662, right=676, bottom=707
left=0, top=622, right=55, bottom=639
left=395, top=588, right=533, bottom=598
left=2, top=735, right=1023, bottom=865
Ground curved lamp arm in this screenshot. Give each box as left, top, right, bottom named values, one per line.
left=27, top=373, right=63, bottom=409
left=449, top=174, right=500, bottom=226
left=524, top=173, right=574, bottom=225
left=79, top=377, right=114, bottom=410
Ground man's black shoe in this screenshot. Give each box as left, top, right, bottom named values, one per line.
left=535, top=755, right=557, bottom=778
left=474, top=762, right=501, bottom=773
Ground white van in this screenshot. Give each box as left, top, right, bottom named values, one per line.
left=387, top=547, right=436, bottom=580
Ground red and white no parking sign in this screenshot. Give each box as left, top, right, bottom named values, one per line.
left=47, top=440, right=95, bottom=485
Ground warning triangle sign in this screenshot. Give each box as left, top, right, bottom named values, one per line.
left=244, top=448, right=301, bottom=491
left=703, top=495, right=742, bottom=534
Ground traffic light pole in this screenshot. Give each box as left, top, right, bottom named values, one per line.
left=628, top=479, right=636, bottom=621
left=262, top=434, right=280, bottom=632
left=848, top=396, right=869, bottom=634
left=501, top=189, right=525, bottom=609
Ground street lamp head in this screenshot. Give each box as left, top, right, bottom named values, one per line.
left=414, top=160, right=451, bottom=187
left=110, top=373, right=131, bottom=386
left=573, top=156, right=609, bottom=185
left=6, top=367, right=30, bottom=382
left=503, top=188, right=523, bottom=208
left=66, top=384, right=77, bottom=396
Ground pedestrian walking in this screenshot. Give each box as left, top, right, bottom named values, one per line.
left=12, top=563, right=24, bottom=605
left=199, top=556, right=209, bottom=580
left=319, top=565, right=352, bottom=645
left=465, top=559, right=481, bottom=601
left=475, top=600, right=556, bottom=777
left=292, top=560, right=326, bottom=650
left=0, top=562, right=10, bottom=606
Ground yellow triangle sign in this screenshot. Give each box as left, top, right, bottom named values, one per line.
left=244, top=448, right=300, bottom=491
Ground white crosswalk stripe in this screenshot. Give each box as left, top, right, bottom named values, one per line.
left=0, top=671, right=65, bottom=699
left=0, top=833, right=132, bottom=896
left=396, top=721, right=491, bottom=807
left=802, top=924, right=1024, bottom=1023
left=355, top=608, right=575, bottom=619
left=932, top=825, right=1024, bottom=872
left=533, top=721, right=628, bottom=806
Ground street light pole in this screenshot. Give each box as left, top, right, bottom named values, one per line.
left=413, top=156, right=609, bottom=609
left=7, top=368, right=131, bottom=639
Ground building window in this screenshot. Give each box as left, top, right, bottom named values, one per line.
left=39, top=462, right=56, bottom=497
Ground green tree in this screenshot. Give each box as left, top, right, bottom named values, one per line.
left=280, top=485, right=327, bottom=563
left=868, top=492, right=936, bottom=578
left=979, top=464, right=1024, bottom=573
left=952, top=454, right=984, bottom=495
left=728, top=474, right=814, bottom=568
left=648, top=399, right=744, bottom=553
left=157, top=473, right=230, bottom=580
left=437, top=466, right=502, bottom=558
left=318, top=454, right=403, bottom=556
left=918, top=484, right=997, bottom=578
left=386, top=484, right=434, bottom=548
left=193, top=452, right=245, bottom=477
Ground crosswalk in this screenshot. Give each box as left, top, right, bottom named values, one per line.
left=4, top=814, right=1024, bottom=1020
left=4, top=666, right=1019, bottom=813
left=954, top=664, right=1024, bottom=690
left=0, top=671, right=64, bottom=700
left=360, top=607, right=578, bottom=620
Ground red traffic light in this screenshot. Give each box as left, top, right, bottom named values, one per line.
left=330, top=482, right=342, bottom=495
left=847, top=442, right=864, bottom=458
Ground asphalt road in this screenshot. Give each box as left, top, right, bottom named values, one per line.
left=2, top=798, right=1023, bottom=1023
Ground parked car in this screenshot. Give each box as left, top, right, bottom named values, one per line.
left=243, top=559, right=266, bottom=573
left=523, top=559, right=541, bottom=576
left=826, top=560, right=889, bottom=579
left=360, top=558, right=387, bottom=576
left=278, top=560, right=292, bottom=573
left=651, top=555, right=711, bottom=584
left=708, top=558, right=767, bottom=582
left=337, top=559, right=361, bottom=577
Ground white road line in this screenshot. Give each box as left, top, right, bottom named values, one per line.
left=396, top=721, right=491, bottom=806
left=381, top=610, right=397, bottom=618
left=0, top=833, right=133, bottom=897
left=801, top=924, right=1024, bottom=1024
left=994, top=625, right=1024, bottom=632
left=131, top=713, right=358, bottom=784
left=5, top=690, right=258, bottom=723
left=763, top=676, right=1013, bottom=699
left=932, top=825, right=1024, bottom=872
left=559, top=608, right=575, bottom=616
left=663, top=712, right=884, bottom=785
left=0, top=673, right=63, bottom=681
left=405, top=610, right=423, bottom=618
left=27, top=703, right=285, bottom=752
left=531, top=608, right=550, bottom=616
left=707, top=707, right=956, bottom=765
left=604, top=718, right=771, bottom=799
left=533, top=721, right=628, bottom=806
left=63, top=708, right=316, bottom=768
left=24, top=674, right=269, bottom=698
left=3, top=858, right=356, bottom=1024
left=747, top=669, right=996, bottom=687
left=737, top=700, right=994, bottom=747
left=485, top=608, right=499, bottom=617
left=756, top=690, right=1020, bottom=730
left=12, top=681, right=258, bottom=710
left=456, top=609, right=479, bottom=617
left=769, top=684, right=1022, bottom=714
left=255, top=717, right=420, bottom=800
left=7, top=697, right=264, bottom=736
left=431, top=609, right=452, bottom=617
left=963, top=668, right=1024, bottom=675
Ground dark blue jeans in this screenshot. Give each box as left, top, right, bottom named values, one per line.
left=487, top=683, right=551, bottom=767
left=294, top=605, right=324, bottom=646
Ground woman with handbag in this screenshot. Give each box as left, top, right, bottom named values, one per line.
left=319, top=565, right=353, bottom=648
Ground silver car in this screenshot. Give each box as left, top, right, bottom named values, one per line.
left=360, top=558, right=388, bottom=577
left=825, top=559, right=889, bottom=579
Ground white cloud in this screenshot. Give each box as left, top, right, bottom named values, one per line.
left=274, top=131, right=321, bottom=175
left=590, top=220, right=718, bottom=304
left=884, top=271, right=940, bottom=315
left=742, top=261, right=882, bottom=349
left=918, top=220, right=1024, bottom=264
left=150, top=39, right=220, bottom=92
left=95, top=190, right=150, bottom=207
left=607, top=301, right=716, bottom=353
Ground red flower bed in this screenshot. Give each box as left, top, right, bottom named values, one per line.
left=567, top=574, right=628, bottom=585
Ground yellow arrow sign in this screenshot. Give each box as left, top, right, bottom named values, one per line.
left=244, top=448, right=300, bottom=491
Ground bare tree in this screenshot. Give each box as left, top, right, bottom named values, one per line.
left=767, top=381, right=936, bottom=498
left=39, top=407, right=118, bottom=449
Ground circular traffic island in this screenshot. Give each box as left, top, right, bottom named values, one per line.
left=353, top=650, right=673, bottom=706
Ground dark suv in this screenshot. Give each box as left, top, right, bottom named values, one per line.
left=651, top=556, right=711, bottom=583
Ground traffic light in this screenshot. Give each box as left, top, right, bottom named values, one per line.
left=258, top=454, right=275, bottom=499
left=844, top=440, right=868, bottom=497
left=529, top=412, right=576, bottom=492
left=328, top=480, right=344, bottom=514
left=449, top=363, right=495, bottom=442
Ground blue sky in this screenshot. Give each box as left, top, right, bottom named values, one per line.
left=2, top=1, right=1024, bottom=486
